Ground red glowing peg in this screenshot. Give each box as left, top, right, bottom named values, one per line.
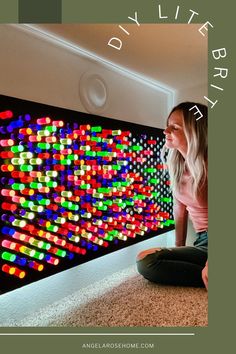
left=0, top=110, right=13, bottom=119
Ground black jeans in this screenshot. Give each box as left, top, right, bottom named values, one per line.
left=136, top=231, right=208, bottom=287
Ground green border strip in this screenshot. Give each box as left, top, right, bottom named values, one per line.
left=0, top=0, right=18, bottom=23
left=18, top=0, right=62, bottom=23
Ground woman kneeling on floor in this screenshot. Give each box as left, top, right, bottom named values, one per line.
left=136, top=102, right=208, bottom=290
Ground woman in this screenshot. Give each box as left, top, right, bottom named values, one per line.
left=136, top=102, right=208, bottom=289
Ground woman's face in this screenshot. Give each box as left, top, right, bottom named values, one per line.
left=164, top=110, right=188, bottom=154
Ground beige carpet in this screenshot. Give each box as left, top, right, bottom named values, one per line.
left=3, top=265, right=208, bottom=327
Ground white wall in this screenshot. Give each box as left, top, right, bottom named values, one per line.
left=0, top=24, right=174, bottom=129
left=175, top=83, right=207, bottom=105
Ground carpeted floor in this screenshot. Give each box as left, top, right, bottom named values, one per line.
left=3, top=265, right=208, bottom=327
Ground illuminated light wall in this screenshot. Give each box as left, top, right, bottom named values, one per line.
left=0, top=95, right=174, bottom=294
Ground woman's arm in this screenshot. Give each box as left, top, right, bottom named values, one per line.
left=202, top=260, right=208, bottom=290
left=173, top=198, right=188, bottom=247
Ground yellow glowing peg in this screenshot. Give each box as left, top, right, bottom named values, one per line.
left=9, top=267, right=16, bottom=275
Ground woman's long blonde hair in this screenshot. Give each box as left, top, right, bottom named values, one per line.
left=161, top=102, right=208, bottom=200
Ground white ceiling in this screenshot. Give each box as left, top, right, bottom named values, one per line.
left=30, top=24, right=208, bottom=92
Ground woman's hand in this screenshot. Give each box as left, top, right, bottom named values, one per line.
left=202, top=260, right=208, bottom=290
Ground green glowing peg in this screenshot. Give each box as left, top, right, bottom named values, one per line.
left=112, top=182, right=121, bottom=187
left=60, top=138, right=72, bottom=145
left=102, top=138, right=113, bottom=144
left=2, top=251, right=16, bottom=262
left=82, top=212, right=92, bottom=218
left=30, top=182, right=43, bottom=189
left=112, top=130, right=121, bottom=135
left=12, top=219, right=26, bottom=228
left=22, top=247, right=35, bottom=257
left=136, top=231, right=145, bottom=236
left=93, top=192, right=103, bottom=199
left=52, top=143, right=64, bottom=150
left=117, top=186, right=125, bottom=192
left=107, top=152, right=117, bottom=157
left=45, top=125, right=57, bottom=132
left=38, top=242, right=51, bottom=251
left=116, top=144, right=127, bottom=150
left=12, top=183, right=25, bottom=190
left=102, top=165, right=112, bottom=171
left=125, top=200, right=134, bottom=206
left=134, top=194, right=146, bottom=200
left=117, top=232, right=126, bottom=240
left=150, top=178, right=160, bottom=184
left=30, top=158, right=43, bottom=165
left=67, top=154, right=79, bottom=160
left=22, top=200, right=34, bottom=208
left=132, top=145, right=143, bottom=151
left=61, top=191, right=72, bottom=198
left=91, top=126, right=102, bottom=133
left=152, top=192, right=160, bottom=197
left=159, top=197, right=172, bottom=203
left=11, top=158, right=25, bottom=165
left=37, top=143, right=50, bottom=149
left=121, top=181, right=129, bottom=187
left=31, top=239, right=44, bottom=248
left=61, top=201, right=72, bottom=208
left=38, top=176, right=50, bottom=183
left=20, top=152, right=33, bottom=159
left=91, top=137, right=101, bottom=142
left=112, top=165, right=121, bottom=170
left=38, top=199, right=51, bottom=206
left=80, top=184, right=91, bottom=190
left=56, top=249, right=67, bottom=258
left=20, top=165, right=33, bottom=172
left=46, top=181, right=58, bottom=188
left=46, top=224, right=59, bottom=233
left=126, top=224, right=135, bottom=230
left=118, top=202, right=126, bottom=208
left=80, top=145, right=90, bottom=151
left=68, top=214, right=79, bottom=221
left=11, top=145, right=24, bottom=153
left=22, top=212, right=35, bottom=220
left=97, top=205, right=107, bottom=211
left=30, top=205, right=44, bottom=212
left=85, top=151, right=96, bottom=157
left=98, top=188, right=111, bottom=193
left=70, top=235, right=80, bottom=243
left=55, top=217, right=66, bottom=224
left=126, top=178, right=134, bottom=183
left=68, top=204, right=79, bottom=211
left=108, top=230, right=118, bottom=236
left=117, top=160, right=128, bottom=166
left=144, top=168, right=157, bottom=173
left=38, top=130, right=50, bottom=137
left=81, top=165, right=91, bottom=170
left=103, top=200, right=113, bottom=206
left=104, top=235, right=114, bottom=241
left=61, top=159, right=71, bottom=165
left=94, top=201, right=103, bottom=207
left=97, top=151, right=109, bottom=157
left=33, top=251, right=45, bottom=260
left=46, top=170, right=58, bottom=177
left=162, top=220, right=171, bottom=227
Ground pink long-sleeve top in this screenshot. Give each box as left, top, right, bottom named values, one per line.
left=173, top=170, right=208, bottom=232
